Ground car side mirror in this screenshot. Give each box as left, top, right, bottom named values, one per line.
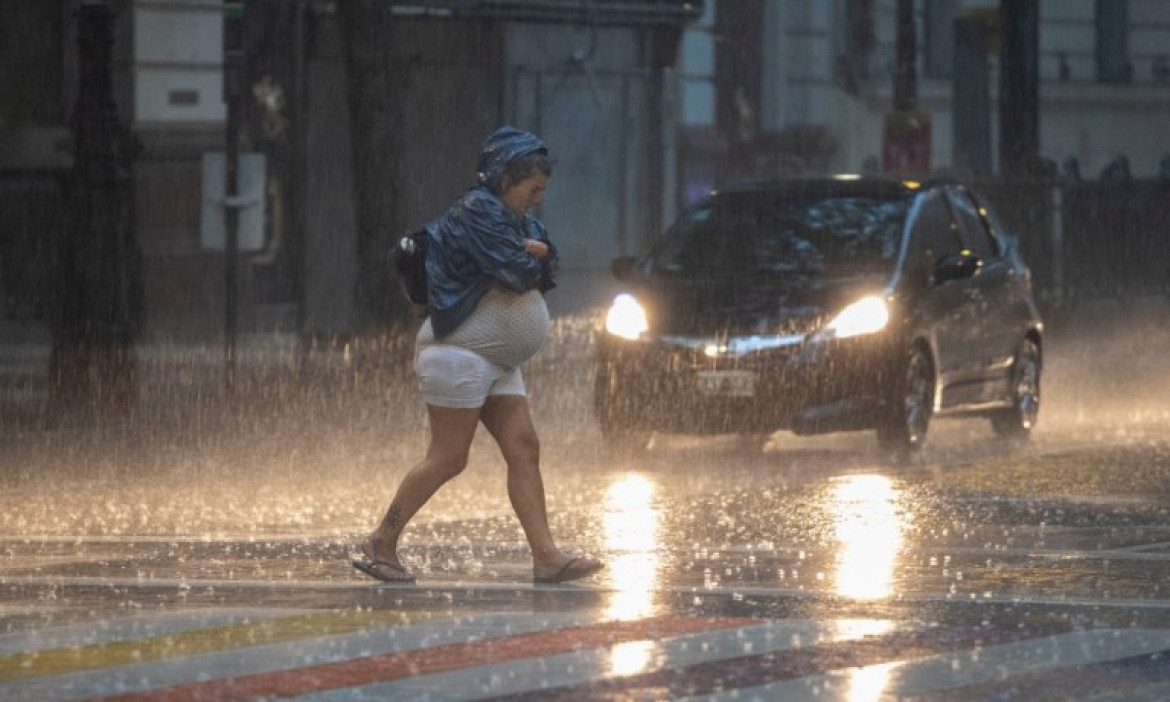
left=934, top=252, right=981, bottom=283
left=611, top=256, right=638, bottom=281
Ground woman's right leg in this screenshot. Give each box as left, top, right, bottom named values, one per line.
left=366, top=404, right=481, bottom=567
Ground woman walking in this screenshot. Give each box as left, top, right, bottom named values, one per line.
left=353, top=127, right=604, bottom=585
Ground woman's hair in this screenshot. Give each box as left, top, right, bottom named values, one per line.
left=501, top=151, right=553, bottom=190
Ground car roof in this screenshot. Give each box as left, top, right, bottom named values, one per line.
left=712, top=174, right=961, bottom=201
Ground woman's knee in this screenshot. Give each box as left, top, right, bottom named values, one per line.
left=423, top=404, right=480, bottom=478
left=504, top=427, right=540, bottom=465
left=426, top=449, right=471, bottom=480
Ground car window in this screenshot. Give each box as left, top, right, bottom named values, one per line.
left=649, top=193, right=908, bottom=277
left=906, top=190, right=962, bottom=280
left=946, top=189, right=999, bottom=259
left=649, top=203, right=720, bottom=274
left=967, top=191, right=1010, bottom=253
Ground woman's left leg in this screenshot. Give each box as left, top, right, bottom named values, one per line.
left=480, top=394, right=603, bottom=582
left=479, top=394, right=557, bottom=561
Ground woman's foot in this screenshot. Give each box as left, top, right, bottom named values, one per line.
left=352, top=538, right=415, bottom=583
left=533, top=554, right=604, bottom=584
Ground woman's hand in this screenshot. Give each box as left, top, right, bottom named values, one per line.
left=524, top=239, right=550, bottom=259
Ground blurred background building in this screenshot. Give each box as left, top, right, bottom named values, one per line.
left=2, top=0, right=1169, bottom=353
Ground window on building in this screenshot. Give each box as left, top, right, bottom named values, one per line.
left=1096, top=0, right=1131, bottom=83
left=923, top=0, right=956, bottom=80
left=680, top=0, right=716, bottom=126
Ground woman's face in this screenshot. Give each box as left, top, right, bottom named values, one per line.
left=500, top=172, right=549, bottom=216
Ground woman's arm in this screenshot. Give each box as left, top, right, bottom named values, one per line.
left=526, top=218, right=559, bottom=293
left=458, top=191, right=545, bottom=292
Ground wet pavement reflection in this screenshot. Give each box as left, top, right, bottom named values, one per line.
left=602, top=473, right=661, bottom=622
left=2, top=311, right=1170, bottom=699
left=829, top=475, right=904, bottom=601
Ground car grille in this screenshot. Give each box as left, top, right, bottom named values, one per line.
left=657, top=334, right=804, bottom=371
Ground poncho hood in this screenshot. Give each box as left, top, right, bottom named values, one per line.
left=475, top=126, right=548, bottom=193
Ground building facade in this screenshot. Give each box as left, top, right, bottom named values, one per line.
left=3, top=0, right=1168, bottom=347
left=677, top=0, right=1170, bottom=203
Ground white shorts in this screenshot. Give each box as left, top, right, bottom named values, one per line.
left=415, top=345, right=526, bottom=408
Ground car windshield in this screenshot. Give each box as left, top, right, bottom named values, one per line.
left=649, top=191, right=909, bottom=278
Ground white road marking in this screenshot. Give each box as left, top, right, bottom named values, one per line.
left=0, top=607, right=313, bottom=655
left=681, top=628, right=1170, bottom=702
left=0, top=612, right=593, bottom=702
left=3, top=573, right=1170, bottom=611
left=301, top=620, right=896, bottom=702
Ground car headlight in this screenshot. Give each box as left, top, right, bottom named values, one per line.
left=604, top=293, right=649, bottom=340
left=822, top=296, right=889, bottom=339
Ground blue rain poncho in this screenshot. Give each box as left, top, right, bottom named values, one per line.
left=424, top=127, right=559, bottom=338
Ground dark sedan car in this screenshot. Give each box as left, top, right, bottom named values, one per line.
left=593, top=176, right=1043, bottom=456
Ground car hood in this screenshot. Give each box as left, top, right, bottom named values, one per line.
left=630, top=271, right=888, bottom=338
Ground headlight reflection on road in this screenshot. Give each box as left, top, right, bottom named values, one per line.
left=602, top=473, right=661, bottom=624
left=602, top=473, right=662, bottom=678
left=609, top=640, right=655, bottom=677
left=847, top=662, right=899, bottom=702
left=830, top=620, right=897, bottom=702
left=831, top=474, right=905, bottom=601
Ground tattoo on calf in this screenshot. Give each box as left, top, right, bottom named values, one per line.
left=382, top=503, right=405, bottom=531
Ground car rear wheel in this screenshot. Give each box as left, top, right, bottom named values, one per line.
left=877, top=344, right=934, bottom=458
left=991, top=337, right=1041, bottom=440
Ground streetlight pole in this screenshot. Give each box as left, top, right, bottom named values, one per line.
left=223, top=1, right=244, bottom=393
left=882, top=0, right=930, bottom=172
left=999, top=0, right=1040, bottom=176
left=893, top=0, right=917, bottom=112
left=51, top=0, right=139, bottom=417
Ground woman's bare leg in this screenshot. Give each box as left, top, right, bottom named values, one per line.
left=366, top=404, right=481, bottom=567
left=480, top=394, right=602, bottom=581
left=479, top=395, right=558, bottom=562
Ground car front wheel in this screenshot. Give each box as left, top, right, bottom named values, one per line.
left=877, top=344, right=934, bottom=457
left=991, top=337, right=1041, bottom=440
left=593, top=368, right=652, bottom=454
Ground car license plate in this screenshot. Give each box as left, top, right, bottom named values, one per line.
left=695, top=370, right=757, bottom=397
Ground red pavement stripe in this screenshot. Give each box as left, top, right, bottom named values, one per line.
left=90, top=615, right=761, bottom=702
left=479, top=624, right=1068, bottom=701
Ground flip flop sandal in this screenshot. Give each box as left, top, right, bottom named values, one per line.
left=352, top=540, right=415, bottom=583
left=352, top=558, right=415, bottom=583
left=533, top=556, right=604, bottom=584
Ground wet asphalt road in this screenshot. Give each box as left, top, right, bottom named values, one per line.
left=1, top=304, right=1169, bottom=699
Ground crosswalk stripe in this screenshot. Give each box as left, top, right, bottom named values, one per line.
left=473, top=621, right=1046, bottom=701
left=902, top=642, right=1170, bottom=701
left=2, top=606, right=1167, bottom=702
left=5, top=575, right=1170, bottom=612
left=87, top=616, right=760, bottom=702
left=0, top=609, right=436, bottom=683
left=0, top=608, right=315, bottom=656
left=1081, top=680, right=1170, bottom=702
left=881, top=628, right=1170, bottom=698
left=678, top=628, right=1170, bottom=701
left=0, top=612, right=590, bottom=702
left=305, top=619, right=898, bottom=701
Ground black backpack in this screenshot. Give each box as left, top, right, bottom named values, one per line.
left=392, top=228, right=429, bottom=306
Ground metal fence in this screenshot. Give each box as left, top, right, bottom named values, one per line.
left=976, top=178, right=1170, bottom=307
left=0, top=171, right=64, bottom=322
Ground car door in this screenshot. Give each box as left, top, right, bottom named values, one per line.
left=945, top=187, right=1020, bottom=402
left=902, top=189, right=981, bottom=407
